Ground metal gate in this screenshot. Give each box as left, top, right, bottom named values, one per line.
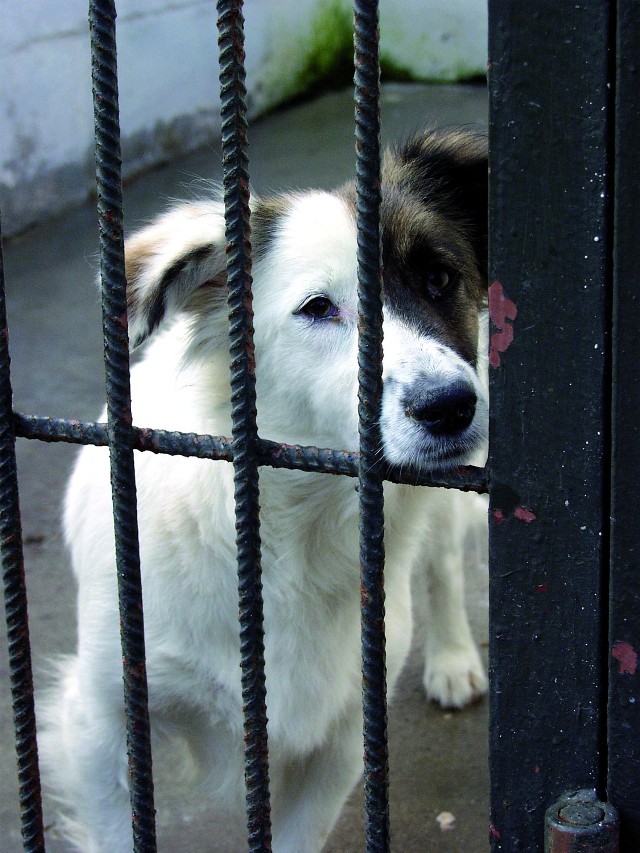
left=1, top=1, right=639, bottom=852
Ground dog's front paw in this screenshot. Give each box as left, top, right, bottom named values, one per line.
left=423, top=647, right=488, bottom=710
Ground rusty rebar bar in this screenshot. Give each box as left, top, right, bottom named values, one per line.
left=354, top=1, right=390, bottom=850
left=217, top=2, right=272, bottom=849
left=89, top=2, right=157, bottom=849
left=0, top=219, right=45, bottom=852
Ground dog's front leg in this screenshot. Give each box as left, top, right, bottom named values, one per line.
left=269, top=707, right=363, bottom=853
left=421, top=515, right=488, bottom=709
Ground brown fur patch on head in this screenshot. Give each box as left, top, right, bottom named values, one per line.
left=376, top=130, right=488, bottom=365
left=333, top=131, right=488, bottom=363
left=382, top=129, right=488, bottom=277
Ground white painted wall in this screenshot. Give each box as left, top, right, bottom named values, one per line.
left=1, top=0, right=487, bottom=235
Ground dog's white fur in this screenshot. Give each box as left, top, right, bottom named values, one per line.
left=40, top=160, right=488, bottom=851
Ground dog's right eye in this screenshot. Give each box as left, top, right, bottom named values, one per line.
left=298, top=297, right=340, bottom=320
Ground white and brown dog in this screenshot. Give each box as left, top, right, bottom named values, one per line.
left=40, top=130, right=488, bottom=852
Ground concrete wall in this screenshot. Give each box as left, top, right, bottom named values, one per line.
left=1, top=0, right=487, bottom=236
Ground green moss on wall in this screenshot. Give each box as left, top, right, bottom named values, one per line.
left=379, top=55, right=416, bottom=83
left=290, top=0, right=354, bottom=100
left=259, top=0, right=424, bottom=113
left=254, top=0, right=487, bottom=117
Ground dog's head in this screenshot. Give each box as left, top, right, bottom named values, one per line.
left=124, top=130, right=488, bottom=472
left=377, top=129, right=488, bottom=470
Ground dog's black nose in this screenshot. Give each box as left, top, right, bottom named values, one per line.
left=405, top=381, right=477, bottom=436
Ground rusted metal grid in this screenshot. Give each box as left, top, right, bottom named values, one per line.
left=0, top=1, right=487, bottom=852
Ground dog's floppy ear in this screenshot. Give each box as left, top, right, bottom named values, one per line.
left=124, top=202, right=228, bottom=348
left=392, top=130, right=488, bottom=276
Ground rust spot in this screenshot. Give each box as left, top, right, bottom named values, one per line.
left=489, top=824, right=501, bottom=840
left=535, top=583, right=548, bottom=594
left=612, top=641, right=638, bottom=675
left=488, top=280, right=518, bottom=368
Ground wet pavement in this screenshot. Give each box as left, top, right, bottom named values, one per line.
left=1, top=82, right=489, bottom=852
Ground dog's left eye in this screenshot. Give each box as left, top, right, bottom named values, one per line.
left=298, top=296, right=340, bottom=320
left=424, top=266, right=458, bottom=299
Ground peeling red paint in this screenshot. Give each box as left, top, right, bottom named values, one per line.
left=534, top=765, right=541, bottom=775
left=612, top=641, right=638, bottom=675
left=514, top=505, right=536, bottom=523
left=489, top=324, right=514, bottom=365
left=489, top=280, right=518, bottom=326
left=489, top=824, right=501, bottom=840
left=493, top=506, right=537, bottom=524
left=488, top=280, right=518, bottom=368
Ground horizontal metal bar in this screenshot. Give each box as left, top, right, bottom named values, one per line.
left=13, top=413, right=488, bottom=491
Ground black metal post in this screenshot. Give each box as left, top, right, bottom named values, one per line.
left=217, top=2, right=272, bottom=850
left=607, top=1, right=640, bottom=848
left=89, top=2, right=157, bottom=850
left=488, top=1, right=613, bottom=849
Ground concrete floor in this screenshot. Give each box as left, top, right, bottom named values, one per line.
left=0, top=83, right=489, bottom=852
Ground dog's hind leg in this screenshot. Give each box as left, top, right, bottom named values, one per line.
left=269, top=708, right=363, bottom=853
left=39, top=660, right=135, bottom=852
left=421, top=491, right=488, bottom=710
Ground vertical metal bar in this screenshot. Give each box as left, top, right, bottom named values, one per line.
left=0, top=219, right=46, bottom=853
left=217, top=3, right=272, bottom=851
left=608, top=1, right=640, bottom=847
left=354, top=2, right=389, bottom=851
left=488, top=1, right=613, bottom=850
left=88, top=3, right=157, bottom=850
